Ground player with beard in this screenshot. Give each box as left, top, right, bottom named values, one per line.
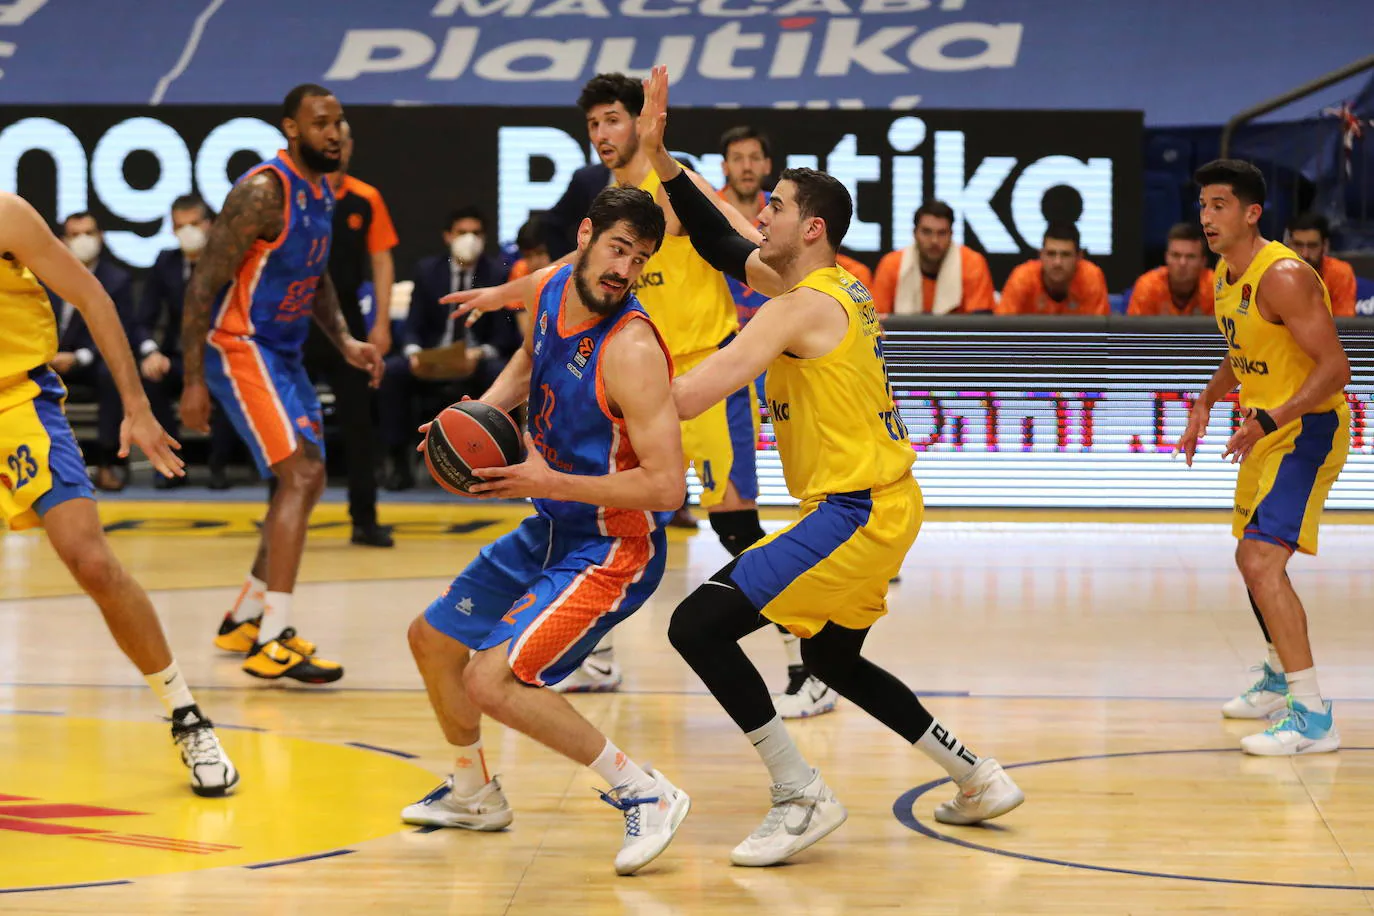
left=401, top=187, right=693, bottom=876
left=181, top=84, right=382, bottom=683
left=635, top=67, right=1023, bottom=866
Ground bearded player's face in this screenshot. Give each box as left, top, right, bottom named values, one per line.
left=574, top=219, right=656, bottom=315
left=287, top=95, right=344, bottom=174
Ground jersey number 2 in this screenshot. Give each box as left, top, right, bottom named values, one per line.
left=1222, top=316, right=1240, bottom=349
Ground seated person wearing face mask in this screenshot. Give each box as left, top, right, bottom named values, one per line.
left=45, top=211, right=132, bottom=492
left=134, top=195, right=239, bottom=489
left=379, top=206, right=522, bottom=490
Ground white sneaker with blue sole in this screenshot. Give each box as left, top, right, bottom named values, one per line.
left=1222, top=661, right=1288, bottom=719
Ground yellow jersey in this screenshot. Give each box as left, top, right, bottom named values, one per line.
left=766, top=265, right=916, bottom=502
left=1215, top=240, right=1344, bottom=413
left=0, top=252, right=57, bottom=410
left=631, top=170, right=738, bottom=360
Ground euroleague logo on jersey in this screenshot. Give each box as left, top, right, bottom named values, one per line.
left=1238, top=283, right=1253, bottom=315
left=566, top=335, right=596, bottom=378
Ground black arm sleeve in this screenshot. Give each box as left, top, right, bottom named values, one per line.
left=660, top=172, right=757, bottom=284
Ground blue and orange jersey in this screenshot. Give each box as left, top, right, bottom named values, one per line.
left=719, top=188, right=770, bottom=326
left=527, top=264, right=674, bottom=537
left=210, top=151, right=334, bottom=356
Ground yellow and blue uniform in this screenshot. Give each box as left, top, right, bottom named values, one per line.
left=0, top=253, right=96, bottom=530
left=635, top=170, right=757, bottom=506
left=424, top=266, right=671, bottom=686
left=1215, top=240, right=1349, bottom=554
left=202, top=151, right=333, bottom=477
left=730, top=266, right=920, bottom=637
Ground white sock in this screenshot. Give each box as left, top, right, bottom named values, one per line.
left=590, top=739, right=653, bottom=793
left=745, top=716, right=813, bottom=788
left=1266, top=644, right=1284, bottom=675
left=1286, top=667, right=1323, bottom=710
left=144, top=661, right=196, bottom=716
left=451, top=740, right=490, bottom=795
left=779, top=629, right=803, bottom=668
left=231, top=575, right=267, bottom=623
left=915, top=718, right=980, bottom=782
left=259, top=591, right=292, bottom=643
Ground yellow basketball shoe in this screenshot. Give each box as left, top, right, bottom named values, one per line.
left=214, top=613, right=260, bottom=654
left=243, top=630, right=344, bottom=683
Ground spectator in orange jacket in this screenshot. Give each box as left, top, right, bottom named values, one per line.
left=1286, top=212, right=1357, bottom=317
left=996, top=222, right=1109, bottom=315
left=872, top=200, right=994, bottom=315
left=836, top=251, right=873, bottom=289
left=1127, top=222, right=1214, bottom=316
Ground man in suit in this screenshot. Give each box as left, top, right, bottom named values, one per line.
left=541, top=162, right=612, bottom=258
left=135, top=195, right=238, bottom=489
left=380, top=207, right=521, bottom=490
left=48, top=212, right=130, bottom=491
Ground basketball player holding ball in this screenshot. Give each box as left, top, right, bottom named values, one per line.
left=402, top=187, right=692, bottom=876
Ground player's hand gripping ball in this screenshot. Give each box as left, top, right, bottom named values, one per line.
left=424, top=401, right=524, bottom=495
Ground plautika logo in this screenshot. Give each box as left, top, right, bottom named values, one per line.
left=324, top=1, right=1023, bottom=87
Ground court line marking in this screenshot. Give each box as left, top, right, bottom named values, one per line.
left=892, top=746, right=1374, bottom=892
left=345, top=741, right=418, bottom=760
left=245, top=849, right=356, bottom=870
left=0, top=879, right=134, bottom=896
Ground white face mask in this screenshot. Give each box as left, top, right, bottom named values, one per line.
left=176, top=223, right=207, bottom=255
left=450, top=232, right=483, bottom=264
left=66, top=232, right=101, bottom=265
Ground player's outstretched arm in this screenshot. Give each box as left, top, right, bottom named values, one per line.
left=1260, top=260, right=1351, bottom=427
left=444, top=260, right=572, bottom=325
left=673, top=291, right=805, bottom=420
left=0, top=192, right=185, bottom=477
left=470, top=321, right=683, bottom=510
left=637, top=66, right=786, bottom=298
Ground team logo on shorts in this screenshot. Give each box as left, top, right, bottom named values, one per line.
left=1238, top=283, right=1252, bottom=315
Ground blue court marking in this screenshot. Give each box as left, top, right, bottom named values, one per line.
left=0, top=709, right=63, bottom=716
left=245, top=849, right=355, bottom=870
left=345, top=741, right=418, bottom=759
left=893, top=746, right=1374, bottom=892
left=0, top=880, right=133, bottom=895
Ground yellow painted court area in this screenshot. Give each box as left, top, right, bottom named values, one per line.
left=0, top=714, right=437, bottom=891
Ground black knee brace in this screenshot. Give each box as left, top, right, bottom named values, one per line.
left=709, top=509, right=765, bottom=558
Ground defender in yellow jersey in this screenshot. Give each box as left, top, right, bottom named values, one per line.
left=0, top=189, right=237, bottom=796
left=1179, top=159, right=1351, bottom=757
left=638, top=67, right=1024, bottom=868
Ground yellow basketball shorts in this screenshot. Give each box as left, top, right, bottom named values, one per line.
left=1233, top=406, right=1348, bottom=555
left=676, top=341, right=759, bottom=509
left=0, top=369, right=95, bottom=531
left=729, top=474, right=922, bottom=637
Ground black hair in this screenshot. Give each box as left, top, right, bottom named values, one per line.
left=586, top=186, right=665, bottom=253
left=171, top=193, right=212, bottom=220
left=1043, top=221, right=1081, bottom=250
left=577, top=73, right=643, bottom=116
left=1287, top=211, right=1331, bottom=240
left=777, top=167, right=851, bottom=251
left=281, top=83, right=334, bottom=122
left=1194, top=158, right=1267, bottom=208
left=61, top=211, right=96, bottom=232
left=515, top=217, right=547, bottom=254
left=719, top=126, right=772, bottom=160
left=914, top=200, right=955, bottom=229
left=445, top=206, right=487, bottom=234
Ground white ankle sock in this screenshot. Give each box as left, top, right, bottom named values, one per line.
left=1286, top=667, right=1323, bottom=710
left=259, top=591, right=292, bottom=643
left=779, top=629, right=803, bottom=668
left=745, top=716, right=813, bottom=788
left=231, top=575, right=267, bottom=623
left=451, top=740, right=489, bottom=795
left=915, top=718, right=979, bottom=781
left=144, top=661, right=196, bottom=716
left=1266, top=645, right=1284, bottom=675
left=590, top=739, right=652, bottom=793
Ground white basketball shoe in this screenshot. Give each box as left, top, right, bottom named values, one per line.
left=933, top=758, right=1025, bottom=826
left=730, top=770, right=848, bottom=867
left=170, top=705, right=239, bottom=797
left=774, top=668, right=838, bottom=720
left=1221, top=662, right=1289, bottom=719
left=550, top=653, right=623, bottom=694
left=600, top=769, right=691, bottom=876
left=401, top=776, right=514, bottom=830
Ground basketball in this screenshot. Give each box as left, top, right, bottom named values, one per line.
left=424, top=401, right=524, bottom=495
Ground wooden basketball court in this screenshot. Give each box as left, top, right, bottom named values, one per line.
left=4, top=498, right=1374, bottom=914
